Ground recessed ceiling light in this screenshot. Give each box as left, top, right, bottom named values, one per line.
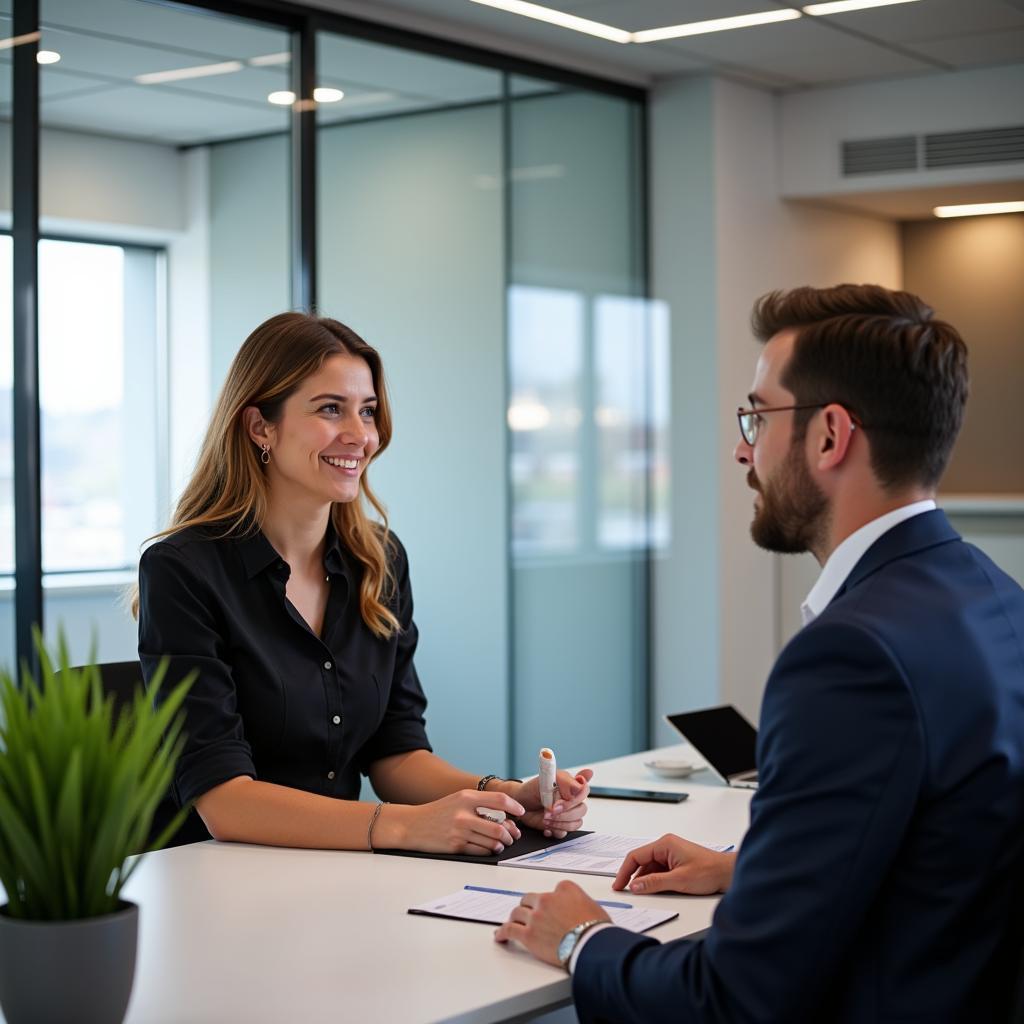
left=314, top=87, right=344, bottom=103
left=36, top=50, right=60, bottom=64
left=135, top=60, right=243, bottom=85
left=803, top=0, right=922, bottom=14
left=633, top=9, right=801, bottom=43
left=468, top=0, right=631, bottom=44
left=267, top=90, right=296, bottom=106
left=248, top=52, right=291, bottom=67
left=933, top=201, right=1024, bottom=218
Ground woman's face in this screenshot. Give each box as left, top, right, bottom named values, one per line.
left=260, top=353, right=381, bottom=509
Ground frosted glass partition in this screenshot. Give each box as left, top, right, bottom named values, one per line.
left=508, top=84, right=649, bottom=776
left=316, top=34, right=506, bottom=773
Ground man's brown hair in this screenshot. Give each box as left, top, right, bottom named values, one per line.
left=751, top=283, right=969, bottom=490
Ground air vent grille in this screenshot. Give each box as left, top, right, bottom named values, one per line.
left=842, top=135, right=918, bottom=175
left=924, top=125, right=1024, bottom=168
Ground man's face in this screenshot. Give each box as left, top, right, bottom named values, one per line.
left=734, top=331, right=829, bottom=555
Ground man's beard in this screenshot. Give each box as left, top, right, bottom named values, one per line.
left=748, top=439, right=829, bottom=555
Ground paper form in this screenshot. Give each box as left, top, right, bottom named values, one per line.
left=408, top=885, right=678, bottom=933
left=497, top=832, right=734, bottom=876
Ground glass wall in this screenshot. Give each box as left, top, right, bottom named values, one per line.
left=507, top=81, right=650, bottom=773
left=315, top=48, right=649, bottom=774
left=36, top=0, right=290, bottom=663
left=316, top=33, right=507, bottom=772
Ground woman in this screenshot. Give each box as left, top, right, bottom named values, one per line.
left=136, top=312, right=590, bottom=853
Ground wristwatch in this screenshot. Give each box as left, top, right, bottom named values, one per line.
left=556, top=919, right=605, bottom=971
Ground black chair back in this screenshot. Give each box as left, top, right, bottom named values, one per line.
left=88, top=661, right=209, bottom=850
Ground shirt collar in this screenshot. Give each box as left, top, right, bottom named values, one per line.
left=234, top=519, right=349, bottom=580
left=800, top=499, right=936, bottom=626
left=234, top=528, right=281, bottom=580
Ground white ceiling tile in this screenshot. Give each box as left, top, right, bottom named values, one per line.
left=655, top=15, right=936, bottom=84
left=39, top=82, right=288, bottom=146
left=904, top=28, right=1024, bottom=68
left=818, top=0, right=1024, bottom=44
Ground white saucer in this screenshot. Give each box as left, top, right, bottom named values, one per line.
left=643, top=759, right=703, bottom=779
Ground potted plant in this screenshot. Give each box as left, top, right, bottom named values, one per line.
left=0, top=633, right=193, bottom=1024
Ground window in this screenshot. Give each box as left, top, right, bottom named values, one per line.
left=0, top=236, right=165, bottom=575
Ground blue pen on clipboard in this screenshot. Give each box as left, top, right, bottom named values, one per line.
left=465, top=885, right=633, bottom=910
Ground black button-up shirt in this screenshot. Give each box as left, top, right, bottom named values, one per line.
left=138, top=524, right=432, bottom=810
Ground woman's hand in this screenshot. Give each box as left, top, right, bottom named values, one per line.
left=611, top=833, right=736, bottom=895
left=379, top=790, right=526, bottom=856
left=506, top=768, right=593, bottom=838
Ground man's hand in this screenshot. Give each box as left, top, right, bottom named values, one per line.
left=494, top=880, right=610, bottom=967
left=612, top=833, right=736, bottom=895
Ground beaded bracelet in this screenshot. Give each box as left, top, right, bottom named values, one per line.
left=477, top=774, right=523, bottom=791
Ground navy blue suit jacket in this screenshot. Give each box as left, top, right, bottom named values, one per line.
left=574, top=510, right=1024, bottom=1023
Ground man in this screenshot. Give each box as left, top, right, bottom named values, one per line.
left=495, top=284, right=1024, bottom=1022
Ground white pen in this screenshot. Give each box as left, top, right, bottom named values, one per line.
left=539, top=747, right=558, bottom=809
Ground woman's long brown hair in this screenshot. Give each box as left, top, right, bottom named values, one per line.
left=131, top=312, right=399, bottom=638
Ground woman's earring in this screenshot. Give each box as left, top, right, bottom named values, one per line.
left=260, top=443, right=271, bottom=465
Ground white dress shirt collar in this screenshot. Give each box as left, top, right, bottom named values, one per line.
left=800, top=499, right=936, bottom=627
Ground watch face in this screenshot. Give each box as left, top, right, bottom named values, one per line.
left=557, top=930, right=577, bottom=967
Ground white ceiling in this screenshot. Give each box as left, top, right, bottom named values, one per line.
left=313, top=0, right=1024, bottom=90
left=0, top=0, right=1019, bottom=151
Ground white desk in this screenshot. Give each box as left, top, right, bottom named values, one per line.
left=6, top=746, right=753, bottom=1024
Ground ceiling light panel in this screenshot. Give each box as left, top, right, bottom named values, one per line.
left=632, top=9, right=802, bottom=43
left=467, top=0, right=631, bottom=43
left=933, top=201, right=1024, bottom=218
left=803, top=0, right=922, bottom=14
left=134, top=60, right=244, bottom=85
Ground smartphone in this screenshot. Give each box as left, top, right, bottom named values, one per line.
left=588, top=786, right=688, bottom=803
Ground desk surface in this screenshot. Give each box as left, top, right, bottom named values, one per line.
left=4, top=745, right=752, bottom=1024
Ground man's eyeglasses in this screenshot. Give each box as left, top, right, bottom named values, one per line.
left=736, top=404, right=860, bottom=446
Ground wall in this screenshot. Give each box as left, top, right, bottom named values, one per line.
left=902, top=213, right=1024, bottom=494
left=780, top=63, right=1024, bottom=199
left=650, top=74, right=902, bottom=739
left=0, top=124, right=183, bottom=236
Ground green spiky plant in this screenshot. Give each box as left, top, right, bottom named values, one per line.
left=0, top=631, right=195, bottom=921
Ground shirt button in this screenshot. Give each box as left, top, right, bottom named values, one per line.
left=327, top=770, right=335, bottom=780
left=332, top=715, right=341, bottom=725
left=324, top=660, right=332, bottom=670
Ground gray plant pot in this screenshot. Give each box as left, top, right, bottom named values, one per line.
left=0, top=900, right=138, bottom=1024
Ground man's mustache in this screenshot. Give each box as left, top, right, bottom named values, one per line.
left=747, top=469, right=762, bottom=493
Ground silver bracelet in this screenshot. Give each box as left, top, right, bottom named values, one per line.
left=366, top=801, right=387, bottom=851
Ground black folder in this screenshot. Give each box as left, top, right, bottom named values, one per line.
left=375, top=827, right=591, bottom=865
